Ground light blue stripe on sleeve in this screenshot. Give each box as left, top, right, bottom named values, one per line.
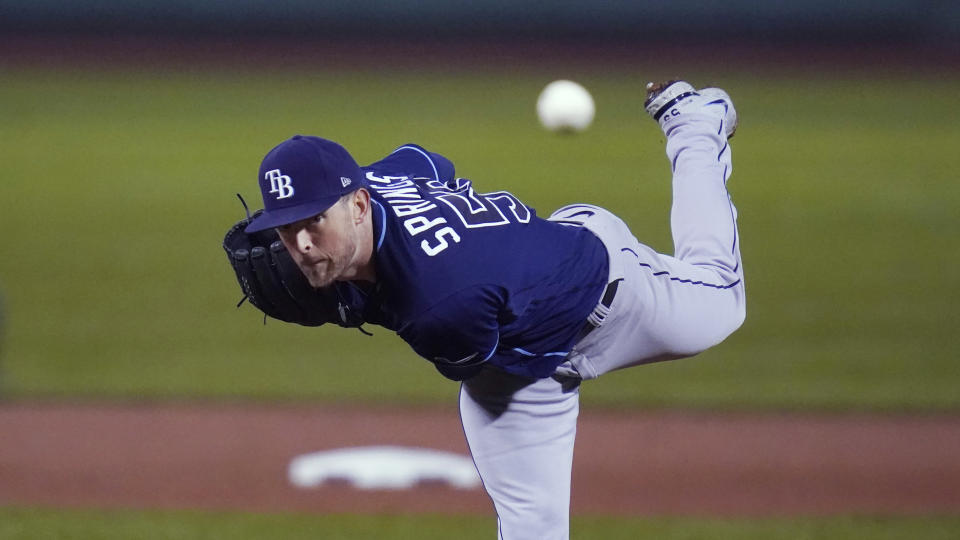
left=392, top=145, right=440, bottom=181
left=512, top=347, right=569, bottom=358
left=483, top=335, right=501, bottom=361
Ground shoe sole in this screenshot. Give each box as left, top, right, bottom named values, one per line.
left=644, top=81, right=697, bottom=120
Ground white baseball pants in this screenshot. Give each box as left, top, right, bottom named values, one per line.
left=460, top=111, right=745, bottom=539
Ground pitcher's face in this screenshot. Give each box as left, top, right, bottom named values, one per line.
left=276, top=195, right=362, bottom=288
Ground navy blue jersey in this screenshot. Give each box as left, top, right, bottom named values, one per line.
left=348, top=144, right=608, bottom=381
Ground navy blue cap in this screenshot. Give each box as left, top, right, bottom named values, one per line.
left=245, top=135, right=366, bottom=233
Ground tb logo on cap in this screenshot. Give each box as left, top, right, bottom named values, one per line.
left=265, top=169, right=294, bottom=199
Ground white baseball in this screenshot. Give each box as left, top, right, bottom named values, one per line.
left=536, top=80, right=595, bottom=132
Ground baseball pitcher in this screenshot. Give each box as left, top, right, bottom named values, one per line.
left=223, top=80, right=745, bottom=539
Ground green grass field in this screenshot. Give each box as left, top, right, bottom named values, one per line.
left=1, top=58, right=958, bottom=540
left=2, top=507, right=959, bottom=540
left=0, top=64, right=958, bottom=411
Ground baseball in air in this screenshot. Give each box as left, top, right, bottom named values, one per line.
left=536, top=80, right=595, bottom=133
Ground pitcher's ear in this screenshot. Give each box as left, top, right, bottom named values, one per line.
left=352, top=188, right=371, bottom=223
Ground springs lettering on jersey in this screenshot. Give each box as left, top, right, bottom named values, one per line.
left=366, top=173, right=530, bottom=257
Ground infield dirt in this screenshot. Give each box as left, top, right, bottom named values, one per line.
left=2, top=402, right=958, bottom=516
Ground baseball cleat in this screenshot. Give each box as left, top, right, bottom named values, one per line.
left=644, top=80, right=738, bottom=139
left=644, top=80, right=696, bottom=120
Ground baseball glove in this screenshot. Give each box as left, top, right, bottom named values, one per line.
left=223, top=207, right=366, bottom=328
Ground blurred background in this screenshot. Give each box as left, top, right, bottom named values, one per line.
left=1, top=1, right=958, bottom=538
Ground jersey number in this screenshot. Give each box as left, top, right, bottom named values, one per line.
left=431, top=185, right=531, bottom=229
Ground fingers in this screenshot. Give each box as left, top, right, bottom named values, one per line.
left=270, top=241, right=335, bottom=326
left=225, top=219, right=345, bottom=327
left=250, top=246, right=306, bottom=323
left=231, top=248, right=281, bottom=319
left=271, top=241, right=314, bottom=300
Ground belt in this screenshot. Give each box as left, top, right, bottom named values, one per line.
left=574, top=279, right=621, bottom=343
